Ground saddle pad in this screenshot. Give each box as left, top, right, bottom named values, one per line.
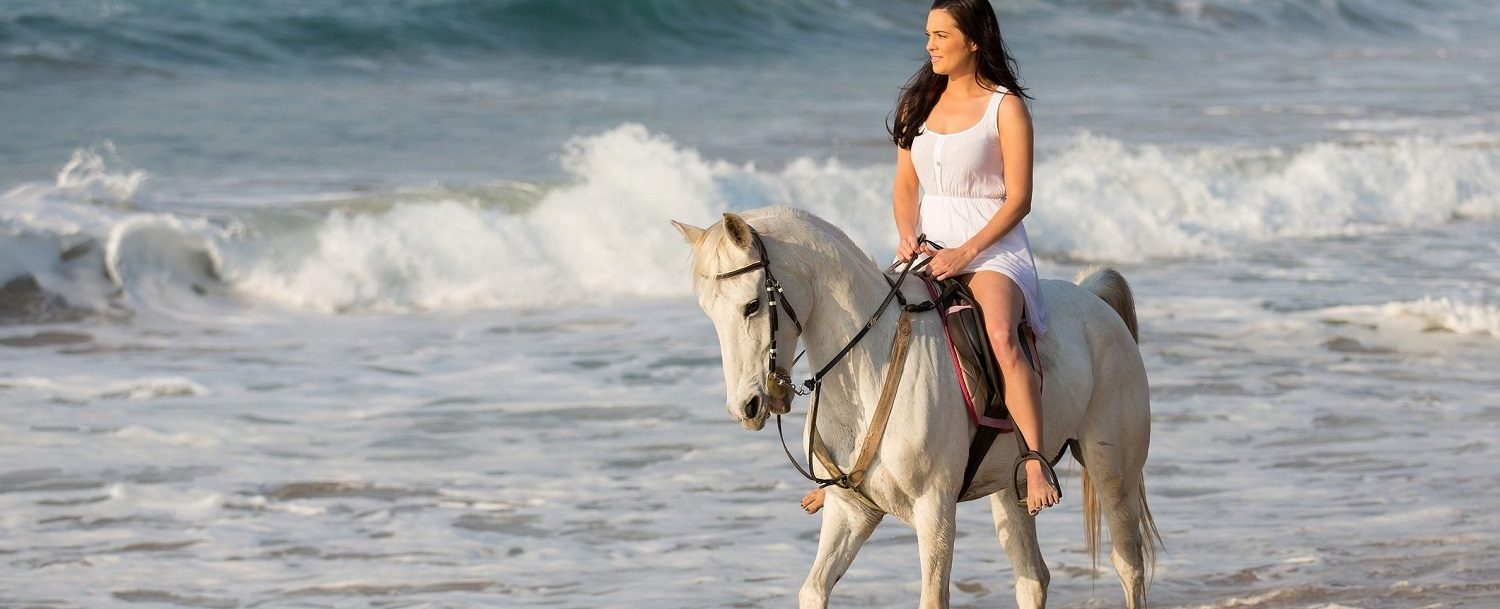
left=920, top=275, right=1015, bottom=432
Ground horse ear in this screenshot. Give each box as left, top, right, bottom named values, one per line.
left=670, top=220, right=706, bottom=246
left=722, top=212, right=753, bottom=250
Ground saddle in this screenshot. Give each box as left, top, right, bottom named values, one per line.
left=917, top=273, right=1050, bottom=502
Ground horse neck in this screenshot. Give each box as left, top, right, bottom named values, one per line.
left=798, top=247, right=903, bottom=436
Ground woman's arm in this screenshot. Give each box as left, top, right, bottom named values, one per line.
left=959, top=93, right=1034, bottom=254
left=893, top=144, right=922, bottom=259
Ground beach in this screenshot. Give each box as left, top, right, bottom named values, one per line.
left=2, top=1, right=1497, bottom=607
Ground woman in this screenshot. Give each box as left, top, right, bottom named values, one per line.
left=801, top=0, right=1057, bottom=516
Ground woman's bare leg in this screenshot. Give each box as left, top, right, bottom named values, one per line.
left=962, top=271, right=1057, bottom=514
left=798, top=272, right=1054, bottom=515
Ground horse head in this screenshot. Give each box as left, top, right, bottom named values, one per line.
left=672, top=210, right=810, bottom=431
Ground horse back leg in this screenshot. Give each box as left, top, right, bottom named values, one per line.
left=1080, top=438, right=1151, bottom=609
left=799, top=490, right=883, bottom=609
left=988, top=488, right=1050, bottom=609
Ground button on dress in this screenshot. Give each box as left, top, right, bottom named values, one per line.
left=910, top=87, right=1048, bottom=336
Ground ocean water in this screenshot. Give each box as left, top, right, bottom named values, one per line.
left=2, top=1, right=1497, bottom=607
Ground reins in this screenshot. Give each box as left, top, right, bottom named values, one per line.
left=714, top=227, right=940, bottom=492
left=713, top=226, right=1057, bottom=508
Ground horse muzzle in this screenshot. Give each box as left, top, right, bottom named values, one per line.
left=738, top=393, right=770, bottom=430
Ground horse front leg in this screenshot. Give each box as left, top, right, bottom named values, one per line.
left=799, top=489, right=883, bottom=609
left=989, top=487, right=1050, bottom=609
left=912, top=496, right=958, bottom=609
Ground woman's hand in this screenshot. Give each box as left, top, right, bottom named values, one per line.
left=896, top=233, right=922, bottom=262
left=926, top=244, right=978, bottom=280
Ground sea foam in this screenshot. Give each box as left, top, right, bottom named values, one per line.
left=3, top=127, right=1498, bottom=315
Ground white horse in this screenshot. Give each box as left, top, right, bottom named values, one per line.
left=672, top=206, right=1160, bottom=609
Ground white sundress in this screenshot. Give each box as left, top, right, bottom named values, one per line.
left=910, top=87, right=1048, bottom=336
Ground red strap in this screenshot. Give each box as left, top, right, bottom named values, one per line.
left=922, top=277, right=1014, bottom=431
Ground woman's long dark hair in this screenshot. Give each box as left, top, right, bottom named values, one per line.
left=889, top=0, right=1031, bottom=149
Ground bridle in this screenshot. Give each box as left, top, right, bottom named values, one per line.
left=710, top=222, right=1056, bottom=506
left=712, top=228, right=808, bottom=400
left=712, top=224, right=936, bottom=489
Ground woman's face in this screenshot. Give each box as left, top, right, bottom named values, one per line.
left=925, top=9, right=976, bottom=76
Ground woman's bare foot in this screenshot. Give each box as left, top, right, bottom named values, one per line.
left=1025, top=460, right=1060, bottom=515
left=800, top=487, right=825, bottom=514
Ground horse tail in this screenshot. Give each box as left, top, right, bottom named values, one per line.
left=1079, top=473, right=1165, bottom=593
left=1139, top=479, right=1164, bottom=589
left=1075, top=266, right=1138, bottom=343
left=1081, top=466, right=1102, bottom=578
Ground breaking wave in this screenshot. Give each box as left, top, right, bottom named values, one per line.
left=2, top=127, right=1497, bottom=318
left=1382, top=297, right=1500, bottom=337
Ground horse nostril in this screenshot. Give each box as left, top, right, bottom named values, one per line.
left=744, top=395, right=761, bottom=420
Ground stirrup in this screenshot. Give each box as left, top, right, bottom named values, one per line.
left=1012, top=449, right=1062, bottom=509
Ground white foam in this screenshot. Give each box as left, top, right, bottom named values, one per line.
left=0, top=376, right=208, bottom=402
left=5, top=129, right=1499, bottom=314
left=227, top=200, right=567, bottom=312
left=222, top=126, right=1500, bottom=311
left=224, top=124, right=894, bottom=312
left=1381, top=297, right=1500, bottom=336
left=1, top=143, right=154, bottom=312
left=1031, top=131, right=1500, bottom=261
left=103, top=482, right=224, bottom=519
left=1182, top=586, right=1331, bottom=609
left=53, top=142, right=149, bottom=203
left=1320, top=296, right=1500, bottom=338
left=104, top=214, right=233, bottom=312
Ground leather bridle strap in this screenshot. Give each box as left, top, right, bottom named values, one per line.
left=715, top=229, right=805, bottom=396
left=716, top=223, right=935, bottom=492
left=809, top=309, right=914, bottom=489
left=781, top=257, right=926, bottom=490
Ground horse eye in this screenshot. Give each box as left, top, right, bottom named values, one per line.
left=742, top=298, right=761, bottom=318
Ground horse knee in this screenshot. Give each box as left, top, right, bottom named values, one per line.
left=798, top=583, right=829, bottom=609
